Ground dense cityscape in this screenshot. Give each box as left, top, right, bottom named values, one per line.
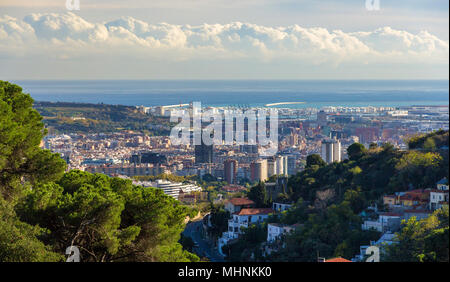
left=0, top=1, right=449, bottom=278
left=38, top=101, right=449, bottom=262
left=44, top=104, right=448, bottom=184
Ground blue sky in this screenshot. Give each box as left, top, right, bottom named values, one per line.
left=0, top=0, right=448, bottom=79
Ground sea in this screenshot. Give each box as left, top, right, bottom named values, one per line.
left=12, top=80, right=449, bottom=109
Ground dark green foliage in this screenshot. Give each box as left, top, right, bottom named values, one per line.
left=264, top=131, right=448, bottom=261
left=306, top=154, right=326, bottom=168
left=408, top=129, right=449, bottom=150
left=267, top=200, right=380, bottom=261
left=289, top=138, right=448, bottom=206
left=208, top=206, right=230, bottom=239
left=202, top=173, right=217, bottom=182
left=0, top=81, right=67, bottom=261
left=248, top=182, right=268, bottom=207
left=0, top=197, right=63, bottom=262
left=179, top=234, right=196, bottom=252
left=347, top=142, right=367, bottom=160
left=0, top=81, right=67, bottom=200
left=0, top=81, right=198, bottom=262
left=223, top=223, right=267, bottom=261
left=17, top=170, right=200, bottom=262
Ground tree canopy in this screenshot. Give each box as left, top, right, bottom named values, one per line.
left=385, top=207, right=449, bottom=262
left=0, top=81, right=198, bottom=262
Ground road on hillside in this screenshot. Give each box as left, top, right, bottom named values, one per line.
left=183, top=219, right=225, bottom=262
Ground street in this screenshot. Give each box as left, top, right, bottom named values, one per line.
left=183, top=218, right=225, bottom=262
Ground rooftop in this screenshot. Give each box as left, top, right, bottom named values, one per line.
left=325, top=257, right=352, bottom=262
left=237, top=208, right=274, bottom=216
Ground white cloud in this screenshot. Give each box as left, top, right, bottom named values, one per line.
left=0, top=12, right=448, bottom=79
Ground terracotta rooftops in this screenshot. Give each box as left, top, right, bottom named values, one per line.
left=325, top=257, right=352, bottom=262
left=236, top=208, right=274, bottom=216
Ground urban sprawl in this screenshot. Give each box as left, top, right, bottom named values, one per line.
left=42, top=103, right=449, bottom=261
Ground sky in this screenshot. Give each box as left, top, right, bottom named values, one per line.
left=0, top=0, right=448, bottom=79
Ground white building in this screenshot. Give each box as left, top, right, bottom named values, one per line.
left=136, top=179, right=202, bottom=200
left=275, top=156, right=288, bottom=176
left=321, top=139, right=341, bottom=163
left=362, top=212, right=401, bottom=233
left=267, top=223, right=295, bottom=242
left=429, top=190, right=449, bottom=210
left=272, top=202, right=293, bottom=212
left=224, top=198, right=255, bottom=214
left=267, top=159, right=277, bottom=177
left=218, top=208, right=273, bottom=256
left=250, top=159, right=268, bottom=182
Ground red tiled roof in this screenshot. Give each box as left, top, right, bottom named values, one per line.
left=236, top=208, right=274, bottom=216
left=407, top=189, right=428, bottom=194
left=325, top=257, right=352, bottom=262
left=229, top=197, right=255, bottom=206
left=399, top=194, right=415, bottom=200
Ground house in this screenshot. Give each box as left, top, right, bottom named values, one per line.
left=361, top=220, right=383, bottom=232
left=397, top=189, right=430, bottom=208
left=398, top=194, right=416, bottom=207
left=362, top=212, right=401, bottom=232
left=379, top=212, right=402, bottom=231
left=266, top=223, right=295, bottom=242
left=406, top=189, right=430, bottom=202
left=383, top=195, right=397, bottom=207
left=436, top=178, right=449, bottom=191
left=272, top=202, right=293, bottom=212
left=218, top=208, right=273, bottom=256
left=429, top=190, right=449, bottom=210
left=224, top=197, right=255, bottom=214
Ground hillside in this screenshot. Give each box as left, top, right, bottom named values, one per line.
left=33, top=101, right=171, bottom=135
left=224, top=132, right=449, bottom=262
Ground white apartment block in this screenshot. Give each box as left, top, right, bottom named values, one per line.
left=218, top=208, right=273, bottom=256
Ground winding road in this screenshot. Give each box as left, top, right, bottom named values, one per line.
left=183, top=219, right=225, bottom=262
